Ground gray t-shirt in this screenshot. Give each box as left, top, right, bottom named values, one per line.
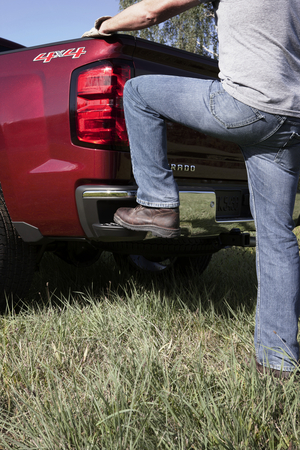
left=208, top=0, right=300, bottom=118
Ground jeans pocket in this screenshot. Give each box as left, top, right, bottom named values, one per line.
left=210, top=88, right=264, bottom=129
left=209, top=84, right=286, bottom=146
left=274, top=132, right=300, bottom=173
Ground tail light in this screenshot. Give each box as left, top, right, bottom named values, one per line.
left=70, top=61, right=132, bottom=148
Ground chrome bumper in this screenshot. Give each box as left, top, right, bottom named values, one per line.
left=75, top=185, right=256, bottom=241
left=12, top=185, right=300, bottom=244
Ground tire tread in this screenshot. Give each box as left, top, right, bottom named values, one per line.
left=0, top=190, right=36, bottom=304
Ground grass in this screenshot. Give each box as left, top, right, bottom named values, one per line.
left=0, top=246, right=299, bottom=449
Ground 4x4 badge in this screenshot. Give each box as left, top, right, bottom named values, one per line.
left=33, top=47, right=86, bottom=63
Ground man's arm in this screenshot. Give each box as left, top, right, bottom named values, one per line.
left=100, top=0, right=202, bottom=34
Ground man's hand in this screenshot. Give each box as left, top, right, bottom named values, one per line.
left=82, top=0, right=201, bottom=37
left=82, top=16, right=113, bottom=38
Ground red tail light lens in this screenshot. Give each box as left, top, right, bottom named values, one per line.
left=73, top=61, right=131, bottom=147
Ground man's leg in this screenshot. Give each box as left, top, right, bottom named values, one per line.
left=115, top=75, right=288, bottom=237
left=122, top=75, right=216, bottom=207
left=241, top=123, right=300, bottom=372
left=114, top=75, right=216, bottom=237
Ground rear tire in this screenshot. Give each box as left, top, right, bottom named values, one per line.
left=0, top=190, right=37, bottom=305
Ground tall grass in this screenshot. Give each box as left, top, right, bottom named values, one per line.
left=0, top=247, right=299, bottom=449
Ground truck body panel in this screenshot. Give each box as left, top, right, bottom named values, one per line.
left=0, top=35, right=253, bottom=241
left=0, top=37, right=135, bottom=236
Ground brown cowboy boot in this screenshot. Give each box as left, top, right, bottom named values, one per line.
left=114, top=205, right=180, bottom=238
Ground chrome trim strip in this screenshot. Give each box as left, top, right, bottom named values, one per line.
left=83, top=190, right=136, bottom=198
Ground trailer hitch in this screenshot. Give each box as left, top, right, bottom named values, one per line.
left=220, top=228, right=256, bottom=248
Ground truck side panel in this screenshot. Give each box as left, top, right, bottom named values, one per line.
left=0, top=35, right=249, bottom=239
left=0, top=37, right=135, bottom=236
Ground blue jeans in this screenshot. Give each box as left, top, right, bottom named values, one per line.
left=124, top=75, right=300, bottom=372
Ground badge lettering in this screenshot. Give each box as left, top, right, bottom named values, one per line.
left=33, top=47, right=86, bottom=63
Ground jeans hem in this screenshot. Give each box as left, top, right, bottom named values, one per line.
left=257, top=362, right=295, bottom=372
left=255, top=351, right=297, bottom=372
left=137, top=199, right=180, bottom=208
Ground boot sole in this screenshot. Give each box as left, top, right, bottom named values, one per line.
left=114, top=214, right=181, bottom=239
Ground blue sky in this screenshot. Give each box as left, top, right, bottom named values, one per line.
left=1, top=0, right=120, bottom=47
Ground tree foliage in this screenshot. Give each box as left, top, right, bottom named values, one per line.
left=118, top=0, right=218, bottom=58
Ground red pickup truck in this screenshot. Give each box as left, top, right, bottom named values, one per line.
left=1, top=34, right=297, bottom=302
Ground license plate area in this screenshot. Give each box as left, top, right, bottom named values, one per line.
left=216, top=190, right=242, bottom=219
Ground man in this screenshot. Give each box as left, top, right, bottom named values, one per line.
left=83, top=0, right=300, bottom=378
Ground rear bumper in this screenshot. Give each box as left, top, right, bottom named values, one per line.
left=12, top=183, right=300, bottom=244
left=75, top=184, right=256, bottom=242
